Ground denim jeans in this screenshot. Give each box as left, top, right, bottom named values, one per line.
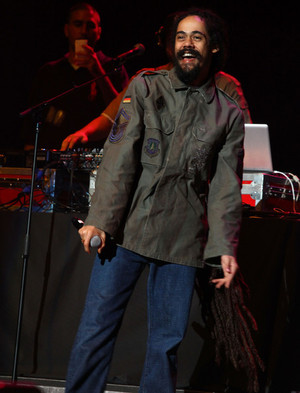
left=65, top=246, right=197, bottom=393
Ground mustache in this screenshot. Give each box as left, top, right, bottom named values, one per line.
left=176, top=48, right=201, bottom=59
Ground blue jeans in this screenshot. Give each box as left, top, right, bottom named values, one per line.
left=65, top=246, right=196, bottom=393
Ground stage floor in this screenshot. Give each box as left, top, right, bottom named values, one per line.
left=0, top=377, right=211, bottom=393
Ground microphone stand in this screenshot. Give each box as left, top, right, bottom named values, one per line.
left=12, top=69, right=119, bottom=383
left=11, top=114, right=42, bottom=383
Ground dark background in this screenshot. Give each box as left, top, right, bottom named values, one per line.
left=1, top=0, right=299, bottom=174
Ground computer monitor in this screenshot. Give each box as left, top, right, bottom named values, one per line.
left=243, top=123, right=273, bottom=172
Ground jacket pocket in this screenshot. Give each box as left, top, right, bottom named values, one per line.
left=141, top=111, right=173, bottom=165
left=192, top=123, right=220, bottom=144
left=144, top=110, right=174, bottom=135
left=193, top=124, right=209, bottom=140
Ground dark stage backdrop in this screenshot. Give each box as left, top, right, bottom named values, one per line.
left=1, top=0, right=299, bottom=174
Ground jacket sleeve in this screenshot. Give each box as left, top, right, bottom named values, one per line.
left=85, top=74, right=147, bottom=235
left=203, top=111, right=244, bottom=260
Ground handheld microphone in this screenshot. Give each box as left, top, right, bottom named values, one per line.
left=72, top=217, right=101, bottom=248
left=112, top=43, right=145, bottom=66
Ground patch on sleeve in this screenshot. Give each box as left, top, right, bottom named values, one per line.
left=109, top=108, right=130, bottom=144
left=144, top=138, right=160, bottom=157
left=123, top=96, right=131, bottom=104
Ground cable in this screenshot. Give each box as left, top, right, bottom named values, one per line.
left=273, top=170, right=298, bottom=213
left=288, top=172, right=300, bottom=202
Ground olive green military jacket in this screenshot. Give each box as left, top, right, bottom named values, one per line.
left=86, top=68, right=244, bottom=268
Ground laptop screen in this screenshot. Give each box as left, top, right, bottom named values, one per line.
left=243, top=123, right=273, bottom=172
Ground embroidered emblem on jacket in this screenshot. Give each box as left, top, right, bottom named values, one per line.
left=189, top=146, right=210, bottom=174
left=144, top=138, right=160, bottom=157
left=109, top=108, right=130, bottom=143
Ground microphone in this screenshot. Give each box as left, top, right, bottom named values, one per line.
left=112, top=43, right=145, bottom=66
left=72, top=217, right=101, bottom=248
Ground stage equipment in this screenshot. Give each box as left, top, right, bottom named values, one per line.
left=242, top=171, right=300, bottom=213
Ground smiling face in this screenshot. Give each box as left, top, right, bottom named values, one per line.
left=174, top=15, right=219, bottom=85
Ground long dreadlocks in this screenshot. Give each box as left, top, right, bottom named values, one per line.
left=196, top=266, right=265, bottom=392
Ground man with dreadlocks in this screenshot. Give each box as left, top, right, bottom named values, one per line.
left=65, top=8, right=262, bottom=393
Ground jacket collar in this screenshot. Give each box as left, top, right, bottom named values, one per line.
left=164, top=67, right=216, bottom=104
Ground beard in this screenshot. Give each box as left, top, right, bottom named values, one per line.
left=174, top=48, right=202, bottom=84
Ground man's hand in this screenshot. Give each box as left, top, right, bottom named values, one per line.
left=79, top=225, right=106, bottom=254
left=61, top=130, right=88, bottom=150
left=211, top=255, right=239, bottom=289
left=70, top=44, right=118, bottom=102
left=73, top=44, right=104, bottom=76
